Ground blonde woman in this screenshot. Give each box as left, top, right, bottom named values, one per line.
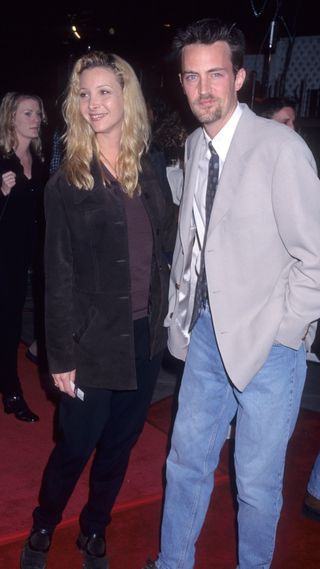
left=21, top=52, right=175, bottom=569
left=0, top=91, right=47, bottom=423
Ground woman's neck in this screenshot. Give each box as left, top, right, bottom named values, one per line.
left=99, top=150, right=118, bottom=176
left=97, top=135, right=120, bottom=178
left=14, top=139, right=33, bottom=178
left=14, top=139, right=31, bottom=161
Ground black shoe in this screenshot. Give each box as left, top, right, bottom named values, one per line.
left=20, top=529, right=51, bottom=569
left=77, top=531, right=109, bottom=569
left=4, top=395, right=39, bottom=422
left=141, top=561, right=157, bottom=569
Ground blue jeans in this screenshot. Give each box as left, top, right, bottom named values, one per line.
left=157, top=304, right=306, bottom=569
left=308, top=451, right=320, bottom=499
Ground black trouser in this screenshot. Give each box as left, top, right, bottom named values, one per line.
left=0, top=264, right=28, bottom=398
left=32, top=317, right=163, bottom=536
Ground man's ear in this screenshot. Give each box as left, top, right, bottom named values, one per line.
left=179, top=73, right=186, bottom=94
left=235, top=68, right=246, bottom=92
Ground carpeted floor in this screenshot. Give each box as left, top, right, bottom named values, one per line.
left=0, top=346, right=170, bottom=539
left=0, top=344, right=319, bottom=568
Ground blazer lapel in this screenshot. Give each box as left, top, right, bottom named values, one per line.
left=208, top=105, right=255, bottom=236
left=180, top=129, right=203, bottom=248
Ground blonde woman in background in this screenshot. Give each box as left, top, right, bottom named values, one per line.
left=0, top=91, right=47, bottom=423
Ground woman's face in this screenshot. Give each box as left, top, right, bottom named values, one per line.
left=79, top=66, right=124, bottom=139
left=14, top=98, right=42, bottom=142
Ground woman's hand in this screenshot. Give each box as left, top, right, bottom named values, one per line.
left=52, top=369, right=77, bottom=398
left=1, top=170, right=16, bottom=196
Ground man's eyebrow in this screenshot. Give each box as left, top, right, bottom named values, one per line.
left=181, top=67, right=225, bottom=75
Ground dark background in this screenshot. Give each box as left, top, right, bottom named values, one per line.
left=0, top=0, right=319, bottom=134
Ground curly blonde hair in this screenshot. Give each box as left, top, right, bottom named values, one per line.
left=62, top=51, right=151, bottom=195
left=0, top=91, right=47, bottom=160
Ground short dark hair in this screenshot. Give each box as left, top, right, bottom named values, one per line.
left=172, top=18, right=246, bottom=75
left=257, top=97, right=297, bottom=119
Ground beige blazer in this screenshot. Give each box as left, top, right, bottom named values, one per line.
left=165, top=104, right=320, bottom=391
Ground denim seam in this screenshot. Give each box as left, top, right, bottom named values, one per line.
left=267, top=348, right=297, bottom=564
left=176, top=387, right=232, bottom=568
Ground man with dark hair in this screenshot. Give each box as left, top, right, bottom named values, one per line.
left=142, top=17, right=320, bottom=569
left=257, top=96, right=297, bottom=129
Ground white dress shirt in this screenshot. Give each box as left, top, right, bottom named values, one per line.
left=192, top=104, right=243, bottom=276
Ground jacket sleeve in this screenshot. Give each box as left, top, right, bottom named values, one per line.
left=273, top=136, right=320, bottom=347
left=44, top=175, right=76, bottom=373
left=162, top=192, right=178, bottom=266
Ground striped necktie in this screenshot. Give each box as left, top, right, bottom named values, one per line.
left=190, top=142, right=219, bottom=330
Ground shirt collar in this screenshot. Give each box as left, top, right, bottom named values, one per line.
left=202, top=103, right=243, bottom=162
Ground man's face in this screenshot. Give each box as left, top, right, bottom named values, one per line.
left=180, top=41, right=246, bottom=138
left=272, top=106, right=296, bottom=130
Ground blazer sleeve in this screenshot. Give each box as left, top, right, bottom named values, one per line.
left=44, top=175, right=76, bottom=373
left=273, top=136, right=320, bottom=347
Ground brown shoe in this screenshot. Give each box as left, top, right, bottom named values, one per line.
left=303, top=491, right=320, bottom=521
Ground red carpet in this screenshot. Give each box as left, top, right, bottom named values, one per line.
left=0, top=344, right=319, bottom=568
left=0, top=345, right=169, bottom=539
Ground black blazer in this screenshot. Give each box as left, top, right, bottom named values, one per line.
left=0, top=151, right=45, bottom=272
left=44, top=154, right=176, bottom=390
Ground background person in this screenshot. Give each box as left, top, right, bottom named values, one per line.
left=256, top=95, right=320, bottom=365
left=256, top=95, right=297, bottom=129
left=20, top=50, right=175, bottom=569
left=145, top=90, right=180, bottom=217
left=0, top=91, right=47, bottom=422
left=143, top=18, right=320, bottom=569
left=152, top=106, right=188, bottom=206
